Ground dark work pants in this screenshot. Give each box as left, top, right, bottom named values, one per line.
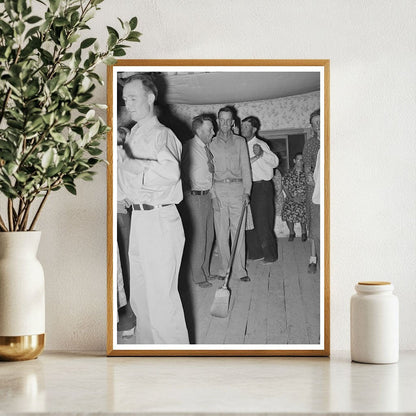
left=246, top=180, right=278, bottom=262
left=182, top=193, right=214, bottom=284
left=117, top=210, right=136, bottom=331
left=117, top=211, right=131, bottom=299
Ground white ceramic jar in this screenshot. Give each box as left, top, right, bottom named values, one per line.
left=350, top=281, right=399, bottom=364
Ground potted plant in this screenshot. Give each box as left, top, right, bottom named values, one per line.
left=0, top=0, right=140, bottom=360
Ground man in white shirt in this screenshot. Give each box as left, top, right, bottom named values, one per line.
left=241, top=116, right=279, bottom=264
left=118, top=74, right=189, bottom=344
left=181, top=115, right=216, bottom=288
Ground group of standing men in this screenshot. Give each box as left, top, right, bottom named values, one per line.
left=117, top=73, right=320, bottom=345
left=181, top=107, right=279, bottom=289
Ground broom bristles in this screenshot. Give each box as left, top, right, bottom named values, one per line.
left=210, top=287, right=230, bottom=318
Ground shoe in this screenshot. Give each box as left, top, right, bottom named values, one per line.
left=248, top=256, right=264, bottom=261
left=198, top=281, right=212, bottom=288
left=301, top=233, right=307, bottom=242
left=207, top=274, right=217, bottom=281
left=240, top=276, right=251, bottom=282
left=308, top=262, right=317, bottom=274
left=288, top=233, right=295, bottom=242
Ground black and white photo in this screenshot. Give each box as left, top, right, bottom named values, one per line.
left=107, top=60, right=330, bottom=356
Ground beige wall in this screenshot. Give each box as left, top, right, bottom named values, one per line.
left=28, top=0, right=416, bottom=352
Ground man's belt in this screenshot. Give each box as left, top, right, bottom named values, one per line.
left=132, top=203, right=172, bottom=211
left=214, top=178, right=243, bottom=183
left=190, top=190, right=210, bottom=195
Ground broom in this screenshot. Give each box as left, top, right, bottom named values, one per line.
left=210, top=200, right=248, bottom=318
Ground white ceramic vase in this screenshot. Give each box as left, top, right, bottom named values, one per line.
left=0, top=231, right=45, bottom=361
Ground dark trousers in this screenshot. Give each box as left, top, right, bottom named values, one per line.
left=117, top=211, right=131, bottom=299
left=246, top=180, right=278, bottom=262
left=182, top=193, right=214, bottom=284
left=117, top=210, right=136, bottom=331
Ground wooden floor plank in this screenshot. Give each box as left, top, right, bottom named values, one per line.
left=281, top=238, right=309, bottom=344
left=293, top=238, right=320, bottom=344
left=224, top=261, right=257, bottom=344
left=244, top=261, right=269, bottom=344
left=267, top=240, right=288, bottom=344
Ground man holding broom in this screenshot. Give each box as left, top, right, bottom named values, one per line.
left=210, top=106, right=252, bottom=282
left=118, top=73, right=189, bottom=344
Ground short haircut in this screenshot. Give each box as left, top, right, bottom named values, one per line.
left=242, top=116, right=260, bottom=131
left=294, top=152, right=303, bottom=160
left=124, top=73, right=158, bottom=101
left=309, top=108, right=320, bottom=124
left=217, top=105, right=235, bottom=119
left=192, top=114, right=214, bottom=135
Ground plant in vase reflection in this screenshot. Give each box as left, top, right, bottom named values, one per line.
left=0, top=0, right=141, bottom=231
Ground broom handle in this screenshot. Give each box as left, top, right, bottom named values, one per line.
left=223, top=199, right=248, bottom=288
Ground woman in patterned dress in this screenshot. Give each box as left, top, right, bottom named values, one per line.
left=281, top=153, right=308, bottom=241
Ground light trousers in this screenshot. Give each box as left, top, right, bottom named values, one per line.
left=213, top=182, right=247, bottom=279
left=129, top=205, right=189, bottom=344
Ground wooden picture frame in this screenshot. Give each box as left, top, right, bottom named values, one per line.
left=107, top=60, right=330, bottom=356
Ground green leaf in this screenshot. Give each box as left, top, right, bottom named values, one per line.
left=0, top=20, right=13, bottom=35
left=106, top=26, right=119, bottom=38
left=41, top=148, right=55, bottom=169
left=113, top=47, right=126, bottom=57
left=25, top=25, right=40, bottom=39
left=14, top=171, right=29, bottom=183
left=87, top=147, right=102, bottom=156
left=26, top=15, right=42, bottom=24
left=50, top=131, right=67, bottom=143
left=88, top=120, right=100, bottom=138
left=126, top=32, right=141, bottom=42
left=70, top=11, right=80, bottom=26
left=54, top=17, right=69, bottom=27
left=103, top=56, right=117, bottom=65
left=107, top=33, right=117, bottom=49
left=129, top=17, right=138, bottom=30
left=80, top=37, right=96, bottom=49
left=64, top=183, right=77, bottom=195
left=77, top=171, right=95, bottom=181
left=49, top=0, right=60, bottom=13
left=68, top=33, right=80, bottom=44
left=5, top=162, right=18, bottom=176
left=17, top=0, right=26, bottom=13
left=16, top=21, right=25, bottom=35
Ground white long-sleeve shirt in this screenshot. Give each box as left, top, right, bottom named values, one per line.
left=117, top=116, right=183, bottom=205
left=247, top=137, right=279, bottom=181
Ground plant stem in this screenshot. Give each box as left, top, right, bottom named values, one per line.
left=20, top=200, right=33, bottom=231
left=0, top=214, right=8, bottom=232
left=29, top=189, right=50, bottom=231
left=7, top=199, right=14, bottom=231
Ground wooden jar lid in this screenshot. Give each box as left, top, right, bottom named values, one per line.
left=358, top=281, right=391, bottom=285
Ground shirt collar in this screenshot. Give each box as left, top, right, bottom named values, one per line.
left=216, top=130, right=235, bottom=142
left=130, top=115, right=158, bottom=135
left=193, top=135, right=206, bottom=148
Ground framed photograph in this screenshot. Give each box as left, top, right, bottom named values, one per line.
left=107, top=60, right=330, bottom=356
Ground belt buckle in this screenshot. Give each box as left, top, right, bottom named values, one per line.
left=224, top=178, right=231, bottom=183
